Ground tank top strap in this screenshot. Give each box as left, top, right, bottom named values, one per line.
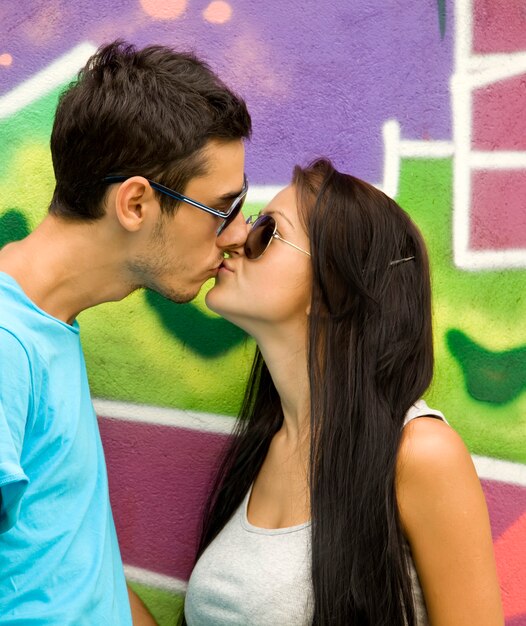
left=403, top=399, right=448, bottom=428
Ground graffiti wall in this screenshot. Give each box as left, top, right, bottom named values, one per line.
left=1, top=0, right=525, bottom=623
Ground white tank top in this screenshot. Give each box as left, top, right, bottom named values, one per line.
left=185, top=399, right=446, bottom=626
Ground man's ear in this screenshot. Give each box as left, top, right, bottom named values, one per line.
left=113, top=176, right=158, bottom=232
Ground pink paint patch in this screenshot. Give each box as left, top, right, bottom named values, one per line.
left=0, top=53, right=12, bottom=67
left=203, top=1, right=232, bottom=24
left=494, top=511, right=526, bottom=619
left=472, top=0, right=526, bottom=53
left=482, top=481, right=526, bottom=541
left=470, top=170, right=526, bottom=250
left=99, top=416, right=230, bottom=580
left=100, top=413, right=526, bottom=618
left=140, top=0, right=187, bottom=20
left=472, top=75, right=526, bottom=151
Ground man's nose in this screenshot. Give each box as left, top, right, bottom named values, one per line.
left=216, top=208, right=248, bottom=251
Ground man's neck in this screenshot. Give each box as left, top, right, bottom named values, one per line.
left=0, top=214, right=134, bottom=324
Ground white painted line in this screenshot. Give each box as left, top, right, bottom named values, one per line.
left=247, top=185, right=284, bottom=204
left=473, top=455, right=526, bottom=488
left=467, top=53, right=526, bottom=90
left=454, top=248, right=526, bottom=271
left=95, top=399, right=526, bottom=485
left=0, top=42, right=97, bottom=120
left=454, top=0, right=472, bottom=74
left=451, top=74, right=473, bottom=271
left=470, top=151, right=526, bottom=170
left=124, top=564, right=187, bottom=595
left=381, top=119, right=401, bottom=198
left=399, top=140, right=454, bottom=159
left=93, top=398, right=237, bottom=436
left=467, top=52, right=526, bottom=75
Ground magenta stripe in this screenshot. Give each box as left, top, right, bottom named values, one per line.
left=99, top=416, right=526, bottom=583
left=99, top=416, right=230, bottom=580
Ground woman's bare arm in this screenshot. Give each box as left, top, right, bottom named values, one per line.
left=397, top=417, right=503, bottom=625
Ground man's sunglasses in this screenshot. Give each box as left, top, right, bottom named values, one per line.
left=103, top=174, right=248, bottom=235
left=245, top=214, right=311, bottom=260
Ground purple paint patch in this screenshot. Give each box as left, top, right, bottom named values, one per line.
left=99, top=416, right=230, bottom=580
left=481, top=479, right=526, bottom=541
left=1, top=0, right=453, bottom=184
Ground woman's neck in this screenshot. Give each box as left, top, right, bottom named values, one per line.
left=255, top=322, right=311, bottom=445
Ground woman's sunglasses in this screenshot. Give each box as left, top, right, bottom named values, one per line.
left=244, top=214, right=311, bottom=260
left=244, top=214, right=416, bottom=267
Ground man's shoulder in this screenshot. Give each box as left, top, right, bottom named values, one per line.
left=0, top=289, right=39, bottom=367
left=0, top=273, right=33, bottom=329
left=0, top=273, right=64, bottom=355
left=0, top=288, right=49, bottom=395
left=0, top=325, right=30, bottom=358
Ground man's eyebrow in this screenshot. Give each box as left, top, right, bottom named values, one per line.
left=266, top=210, right=295, bottom=229
left=216, top=192, right=240, bottom=201
left=215, top=184, right=245, bottom=201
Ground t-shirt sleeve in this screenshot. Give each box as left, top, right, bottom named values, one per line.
left=0, top=328, right=31, bottom=533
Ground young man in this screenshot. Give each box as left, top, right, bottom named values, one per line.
left=0, top=41, right=251, bottom=624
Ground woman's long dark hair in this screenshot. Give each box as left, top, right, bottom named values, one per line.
left=183, top=159, right=434, bottom=625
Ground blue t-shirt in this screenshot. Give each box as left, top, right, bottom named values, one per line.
left=0, top=272, right=132, bottom=625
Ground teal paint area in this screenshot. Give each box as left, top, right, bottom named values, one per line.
left=145, top=289, right=247, bottom=358
left=0, top=209, right=31, bottom=248
left=437, top=0, right=447, bottom=39
left=447, top=329, right=526, bottom=405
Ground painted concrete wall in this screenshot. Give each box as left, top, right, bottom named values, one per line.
left=1, top=0, right=525, bottom=624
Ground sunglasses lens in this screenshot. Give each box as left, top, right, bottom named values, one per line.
left=217, top=195, right=245, bottom=235
left=216, top=179, right=249, bottom=235
left=245, top=215, right=275, bottom=259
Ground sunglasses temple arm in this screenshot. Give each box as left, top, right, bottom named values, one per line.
left=273, top=234, right=311, bottom=257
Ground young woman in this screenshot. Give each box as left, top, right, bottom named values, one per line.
left=183, top=160, right=503, bottom=625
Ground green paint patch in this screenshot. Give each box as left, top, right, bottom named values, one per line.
left=0, top=209, right=30, bottom=248
left=79, top=226, right=260, bottom=416
left=127, top=581, right=183, bottom=626
left=396, top=159, right=526, bottom=463
left=1, top=89, right=525, bottom=463
left=447, top=329, right=526, bottom=405
left=145, top=289, right=247, bottom=358
left=0, top=87, right=62, bottom=183
left=0, top=141, right=55, bottom=229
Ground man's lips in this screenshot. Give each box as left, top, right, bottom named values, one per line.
left=218, top=259, right=235, bottom=273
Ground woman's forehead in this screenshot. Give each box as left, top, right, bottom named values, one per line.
left=264, top=185, right=298, bottom=221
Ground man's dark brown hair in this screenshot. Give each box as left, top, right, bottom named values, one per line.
left=49, top=40, right=251, bottom=220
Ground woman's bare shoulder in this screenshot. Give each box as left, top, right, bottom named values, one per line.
left=396, top=416, right=480, bottom=530
left=397, top=416, right=472, bottom=481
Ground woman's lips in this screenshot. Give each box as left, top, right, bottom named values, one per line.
left=219, top=259, right=235, bottom=273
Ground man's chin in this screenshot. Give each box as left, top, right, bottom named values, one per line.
left=153, top=284, right=201, bottom=304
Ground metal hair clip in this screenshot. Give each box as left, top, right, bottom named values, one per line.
left=389, top=256, right=415, bottom=267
